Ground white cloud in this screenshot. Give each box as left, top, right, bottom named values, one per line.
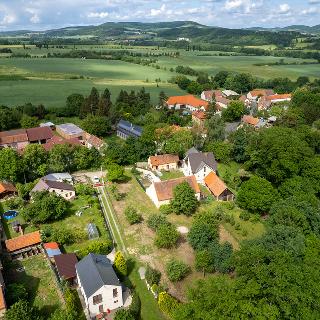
left=25, top=8, right=40, bottom=24
left=309, top=0, right=320, bottom=4
left=87, top=11, right=109, bottom=18
left=279, top=3, right=291, bottom=14
left=224, top=0, right=262, bottom=14
left=301, top=7, right=319, bottom=14
left=1, top=14, right=16, bottom=24
left=150, top=4, right=166, bottom=16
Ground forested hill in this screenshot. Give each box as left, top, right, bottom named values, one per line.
left=0, top=20, right=303, bottom=46
left=246, top=24, right=320, bottom=34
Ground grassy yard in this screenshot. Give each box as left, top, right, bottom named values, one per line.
left=5, top=255, right=64, bottom=315
left=159, top=170, right=184, bottom=181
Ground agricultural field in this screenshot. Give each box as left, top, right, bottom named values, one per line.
left=0, top=44, right=319, bottom=108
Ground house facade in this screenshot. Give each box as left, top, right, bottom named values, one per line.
left=146, top=175, right=201, bottom=208
left=117, top=120, right=143, bottom=140
left=183, top=147, right=217, bottom=184
left=166, top=95, right=209, bottom=112
left=148, top=154, right=179, bottom=171
left=31, top=179, right=75, bottom=200
left=76, top=253, right=123, bottom=318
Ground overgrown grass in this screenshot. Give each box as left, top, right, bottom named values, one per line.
left=6, top=255, right=63, bottom=315
left=159, top=170, right=184, bottom=181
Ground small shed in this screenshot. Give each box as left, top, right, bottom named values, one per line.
left=87, top=223, right=99, bottom=240
left=44, top=242, right=61, bottom=258
left=54, top=253, right=78, bottom=285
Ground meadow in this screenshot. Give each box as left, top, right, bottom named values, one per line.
left=0, top=44, right=319, bottom=108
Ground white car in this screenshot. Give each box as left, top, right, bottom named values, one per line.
left=93, top=176, right=100, bottom=184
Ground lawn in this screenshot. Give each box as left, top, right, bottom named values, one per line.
left=5, top=255, right=64, bottom=315
left=159, top=170, right=184, bottom=181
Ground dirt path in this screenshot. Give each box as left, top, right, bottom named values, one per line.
left=219, top=224, right=239, bottom=250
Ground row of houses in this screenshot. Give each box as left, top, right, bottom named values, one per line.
left=0, top=123, right=105, bottom=153
left=146, top=147, right=234, bottom=208
left=2, top=231, right=124, bottom=319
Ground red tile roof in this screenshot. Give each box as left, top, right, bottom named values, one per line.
left=267, top=94, right=292, bottom=101
left=154, top=176, right=200, bottom=201
left=0, top=129, right=28, bottom=144
left=54, top=253, right=78, bottom=280
left=192, top=111, right=206, bottom=120
left=0, top=182, right=17, bottom=194
left=26, top=127, right=53, bottom=142
left=5, top=231, right=41, bottom=252
left=44, top=242, right=59, bottom=250
left=249, top=89, right=274, bottom=98
left=149, top=154, right=179, bottom=166
left=216, top=96, right=231, bottom=106
left=242, top=115, right=260, bottom=126
left=204, top=172, right=228, bottom=197
left=167, top=95, right=209, bottom=109
left=43, top=135, right=81, bottom=151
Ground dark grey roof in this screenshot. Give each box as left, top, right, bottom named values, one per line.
left=185, top=147, right=199, bottom=157
left=44, top=179, right=74, bottom=191
left=117, top=120, right=143, bottom=137
left=187, top=152, right=217, bottom=173
left=76, top=253, right=120, bottom=298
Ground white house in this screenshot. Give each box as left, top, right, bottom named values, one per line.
left=200, top=90, right=223, bottom=102
left=166, top=95, right=209, bottom=112
left=247, top=89, right=274, bottom=101
left=183, top=147, right=217, bottom=184
left=31, top=178, right=75, bottom=200
left=146, top=175, right=201, bottom=208
left=42, top=172, right=73, bottom=184
left=76, top=253, right=124, bottom=318
left=222, top=90, right=238, bottom=98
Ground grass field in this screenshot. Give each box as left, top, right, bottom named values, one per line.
left=6, top=255, right=63, bottom=315
left=0, top=43, right=318, bottom=108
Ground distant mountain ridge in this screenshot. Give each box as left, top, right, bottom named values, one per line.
left=246, top=24, right=320, bottom=34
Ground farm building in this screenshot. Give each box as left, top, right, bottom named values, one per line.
left=148, top=154, right=179, bottom=171
left=26, top=127, right=53, bottom=144
left=76, top=253, right=123, bottom=318
left=258, top=93, right=292, bottom=110
left=166, top=95, right=208, bottom=112
left=204, top=172, right=234, bottom=201
left=83, top=132, right=105, bottom=151
left=117, top=120, right=143, bottom=140
left=201, top=90, right=223, bottom=102
left=0, top=129, right=29, bottom=149
left=44, top=242, right=62, bottom=259
left=146, top=175, right=201, bottom=208
left=43, top=135, right=82, bottom=151
left=56, top=123, right=84, bottom=140
left=5, top=231, right=42, bottom=259
left=192, top=111, right=206, bottom=127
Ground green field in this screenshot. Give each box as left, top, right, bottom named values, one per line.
left=0, top=45, right=319, bottom=108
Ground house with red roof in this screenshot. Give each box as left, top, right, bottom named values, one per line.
left=204, top=172, right=234, bottom=201
left=166, top=95, right=209, bottom=112
left=258, top=93, right=292, bottom=110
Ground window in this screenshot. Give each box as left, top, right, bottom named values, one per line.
left=93, top=294, right=102, bottom=305
left=204, top=166, right=206, bottom=173
left=113, top=288, right=118, bottom=298
left=99, top=305, right=104, bottom=313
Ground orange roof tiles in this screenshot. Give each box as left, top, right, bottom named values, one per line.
left=0, top=287, right=6, bottom=311
left=0, top=182, right=17, bottom=194
left=204, top=172, right=228, bottom=197
left=44, top=242, right=59, bottom=250
left=5, top=231, right=41, bottom=252
left=192, top=111, right=206, bottom=120
left=249, top=89, right=274, bottom=98
left=149, top=154, right=179, bottom=166
left=0, top=129, right=28, bottom=145
left=167, top=95, right=209, bottom=109
left=242, top=115, right=260, bottom=126
left=154, top=176, right=200, bottom=201
left=267, top=94, right=292, bottom=101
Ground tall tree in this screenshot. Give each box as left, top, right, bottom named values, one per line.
left=171, top=182, right=198, bottom=216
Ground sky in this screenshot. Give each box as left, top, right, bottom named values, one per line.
left=0, top=0, right=319, bottom=31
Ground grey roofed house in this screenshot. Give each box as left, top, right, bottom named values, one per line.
left=185, top=147, right=217, bottom=173
left=43, top=173, right=73, bottom=184
left=116, top=119, right=143, bottom=140
left=32, top=179, right=75, bottom=193
left=76, top=253, right=120, bottom=298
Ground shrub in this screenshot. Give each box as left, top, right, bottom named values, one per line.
left=51, top=228, right=74, bottom=245
left=124, top=206, right=142, bottom=225
left=159, top=204, right=172, bottom=215
left=110, top=184, right=123, bottom=201
left=114, top=309, right=135, bottom=320
left=147, top=214, right=169, bottom=231
left=239, top=211, right=250, bottom=221
left=235, top=223, right=241, bottom=230
left=188, top=222, right=218, bottom=251
left=5, top=283, right=28, bottom=306
left=77, top=239, right=113, bottom=259
left=5, top=197, right=24, bottom=210
left=195, top=250, right=215, bottom=273
left=158, top=292, right=179, bottom=318
left=166, top=259, right=191, bottom=282
left=75, top=184, right=95, bottom=196
left=241, top=229, right=248, bottom=237
left=114, top=251, right=127, bottom=277
left=154, top=224, right=179, bottom=249
left=145, top=265, right=161, bottom=285
left=129, top=291, right=141, bottom=318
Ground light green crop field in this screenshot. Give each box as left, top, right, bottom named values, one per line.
left=0, top=58, right=185, bottom=107
left=0, top=44, right=319, bottom=108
